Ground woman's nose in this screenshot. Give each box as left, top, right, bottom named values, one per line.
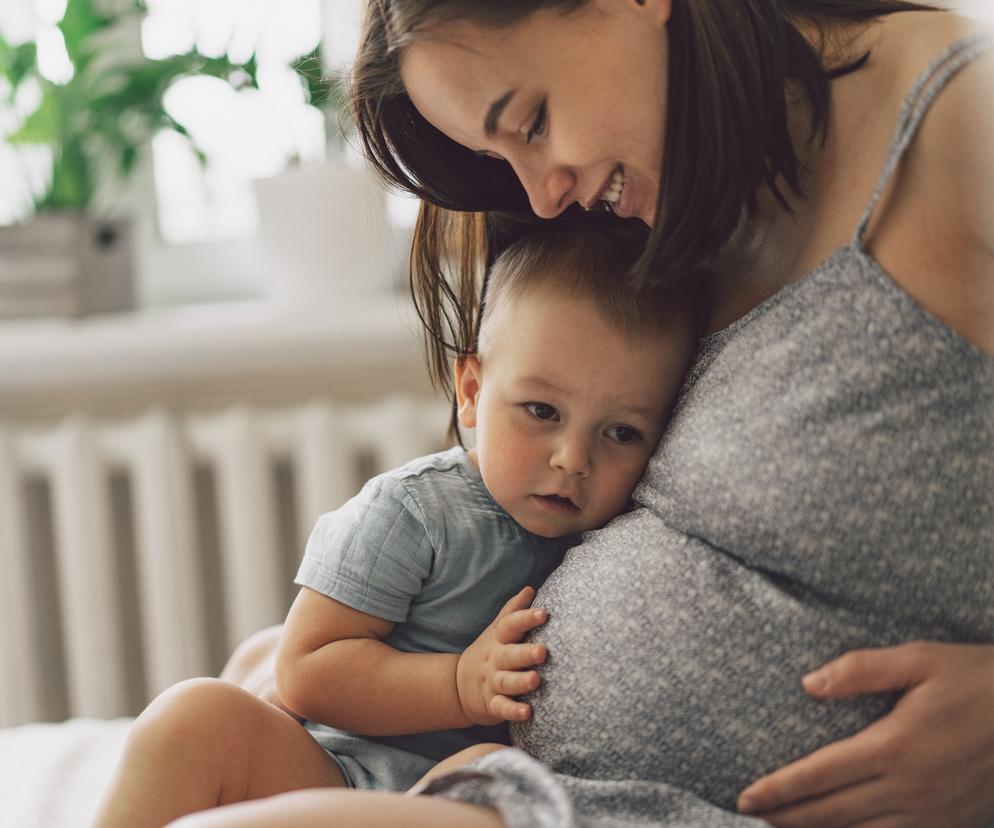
left=551, top=436, right=591, bottom=478
left=514, top=159, right=575, bottom=219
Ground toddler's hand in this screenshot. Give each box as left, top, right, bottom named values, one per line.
left=455, top=586, right=549, bottom=726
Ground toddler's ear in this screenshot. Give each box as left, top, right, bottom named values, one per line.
left=454, top=355, right=482, bottom=429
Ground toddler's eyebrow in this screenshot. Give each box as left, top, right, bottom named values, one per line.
left=484, top=89, right=517, bottom=138
left=517, top=375, right=568, bottom=394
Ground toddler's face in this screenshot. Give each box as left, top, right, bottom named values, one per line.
left=456, top=285, right=695, bottom=538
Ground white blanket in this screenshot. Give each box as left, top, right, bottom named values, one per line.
left=0, top=718, right=132, bottom=828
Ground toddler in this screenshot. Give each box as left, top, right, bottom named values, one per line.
left=91, top=221, right=701, bottom=828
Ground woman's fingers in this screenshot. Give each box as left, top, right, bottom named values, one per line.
left=495, top=669, right=540, bottom=696
left=802, top=641, right=932, bottom=699
left=488, top=694, right=531, bottom=722
left=495, top=607, right=548, bottom=644
left=746, top=643, right=994, bottom=828
left=738, top=728, right=884, bottom=814
left=497, top=642, right=548, bottom=670
left=747, top=777, right=895, bottom=828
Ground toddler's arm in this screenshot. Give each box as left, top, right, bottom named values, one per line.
left=275, top=586, right=547, bottom=736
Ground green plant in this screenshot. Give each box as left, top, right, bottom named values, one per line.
left=291, top=46, right=348, bottom=157
left=0, top=0, right=260, bottom=213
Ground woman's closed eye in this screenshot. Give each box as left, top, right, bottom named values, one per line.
left=526, top=99, right=548, bottom=144
left=523, top=401, right=559, bottom=421
left=607, top=424, right=642, bottom=445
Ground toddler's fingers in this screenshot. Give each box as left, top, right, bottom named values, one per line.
left=495, top=587, right=535, bottom=621
left=489, top=694, right=532, bottom=722
left=495, top=607, right=548, bottom=644
left=495, top=669, right=541, bottom=697
left=498, top=642, right=548, bottom=671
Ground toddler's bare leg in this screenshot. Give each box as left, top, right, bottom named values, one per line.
left=408, top=742, right=508, bottom=793
left=91, top=678, right=345, bottom=828
left=168, top=789, right=504, bottom=828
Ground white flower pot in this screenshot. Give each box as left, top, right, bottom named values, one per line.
left=253, top=162, right=402, bottom=305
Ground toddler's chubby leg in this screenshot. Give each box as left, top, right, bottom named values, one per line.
left=91, top=677, right=345, bottom=828
left=167, top=789, right=504, bottom=828
left=408, top=742, right=510, bottom=794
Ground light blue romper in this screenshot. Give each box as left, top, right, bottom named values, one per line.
left=294, top=446, right=574, bottom=791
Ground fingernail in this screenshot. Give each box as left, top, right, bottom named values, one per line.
left=803, top=671, right=827, bottom=692
left=738, top=796, right=757, bottom=814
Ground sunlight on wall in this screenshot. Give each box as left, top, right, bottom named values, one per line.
left=954, top=0, right=994, bottom=24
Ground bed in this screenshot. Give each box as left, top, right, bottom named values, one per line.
left=0, top=718, right=131, bottom=826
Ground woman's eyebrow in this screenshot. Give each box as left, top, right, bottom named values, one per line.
left=484, top=89, right=517, bottom=138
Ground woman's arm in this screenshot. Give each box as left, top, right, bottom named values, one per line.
left=275, top=586, right=549, bottom=735
left=738, top=642, right=994, bottom=828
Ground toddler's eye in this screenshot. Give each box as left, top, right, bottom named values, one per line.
left=524, top=402, right=559, bottom=421
left=608, top=425, right=641, bottom=444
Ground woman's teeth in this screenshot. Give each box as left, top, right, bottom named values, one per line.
left=601, top=166, right=624, bottom=205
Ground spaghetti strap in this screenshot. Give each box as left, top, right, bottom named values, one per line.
left=853, top=32, right=993, bottom=247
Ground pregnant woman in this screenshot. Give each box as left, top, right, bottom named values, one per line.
left=177, top=1, right=994, bottom=826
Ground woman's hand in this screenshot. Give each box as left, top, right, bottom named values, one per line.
left=737, top=641, right=994, bottom=828
left=218, top=624, right=304, bottom=722
left=456, top=586, right=549, bottom=726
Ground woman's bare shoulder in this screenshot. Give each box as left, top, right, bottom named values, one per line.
left=863, top=12, right=994, bottom=354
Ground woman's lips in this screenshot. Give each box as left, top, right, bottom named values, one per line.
left=585, top=165, right=623, bottom=212
left=611, top=167, right=636, bottom=219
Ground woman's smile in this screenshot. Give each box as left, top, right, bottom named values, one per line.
left=400, top=4, right=668, bottom=226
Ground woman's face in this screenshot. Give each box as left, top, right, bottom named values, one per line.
left=399, top=0, right=671, bottom=227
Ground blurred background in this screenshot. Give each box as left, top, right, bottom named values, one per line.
left=0, top=0, right=991, bottom=733
left=0, top=0, right=448, bottom=731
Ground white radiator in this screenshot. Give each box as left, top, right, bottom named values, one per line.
left=0, top=395, right=448, bottom=728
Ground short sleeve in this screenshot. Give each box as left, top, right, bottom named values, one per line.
left=294, top=475, right=434, bottom=623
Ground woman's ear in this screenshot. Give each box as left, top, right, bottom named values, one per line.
left=628, top=0, right=671, bottom=28
left=454, top=355, right=483, bottom=429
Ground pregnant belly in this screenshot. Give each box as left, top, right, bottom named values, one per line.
left=510, top=508, right=897, bottom=810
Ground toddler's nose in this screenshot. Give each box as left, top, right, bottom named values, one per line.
left=551, top=437, right=591, bottom=478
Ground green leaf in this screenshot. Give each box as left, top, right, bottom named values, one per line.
left=7, top=86, right=60, bottom=144
left=42, top=135, right=92, bottom=210
left=0, top=40, right=39, bottom=97
left=58, top=0, right=115, bottom=66
left=291, top=46, right=341, bottom=111
left=119, top=144, right=137, bottom=176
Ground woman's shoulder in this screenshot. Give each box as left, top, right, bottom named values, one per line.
left=860, top=11, right=994, bottom=354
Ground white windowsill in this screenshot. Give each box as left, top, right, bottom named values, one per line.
left=0, top=297, right=437, bottom=418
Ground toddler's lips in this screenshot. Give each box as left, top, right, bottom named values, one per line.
left=533, top=494, right=580, bottom=513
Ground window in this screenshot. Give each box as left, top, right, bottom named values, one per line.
left=143, top=0, right=327, bottom=243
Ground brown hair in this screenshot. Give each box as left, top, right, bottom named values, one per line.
left=349, top=0, right=936, bottom=393
left=478, top=218, right=675, bottom=358
left=445, top=214, right=686, bottom=442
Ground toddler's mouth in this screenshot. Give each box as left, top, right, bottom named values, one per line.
left=534, top=494, right=580, bottom=513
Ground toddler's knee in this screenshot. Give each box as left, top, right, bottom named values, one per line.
left=130, top=678, right=251, bottom=751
